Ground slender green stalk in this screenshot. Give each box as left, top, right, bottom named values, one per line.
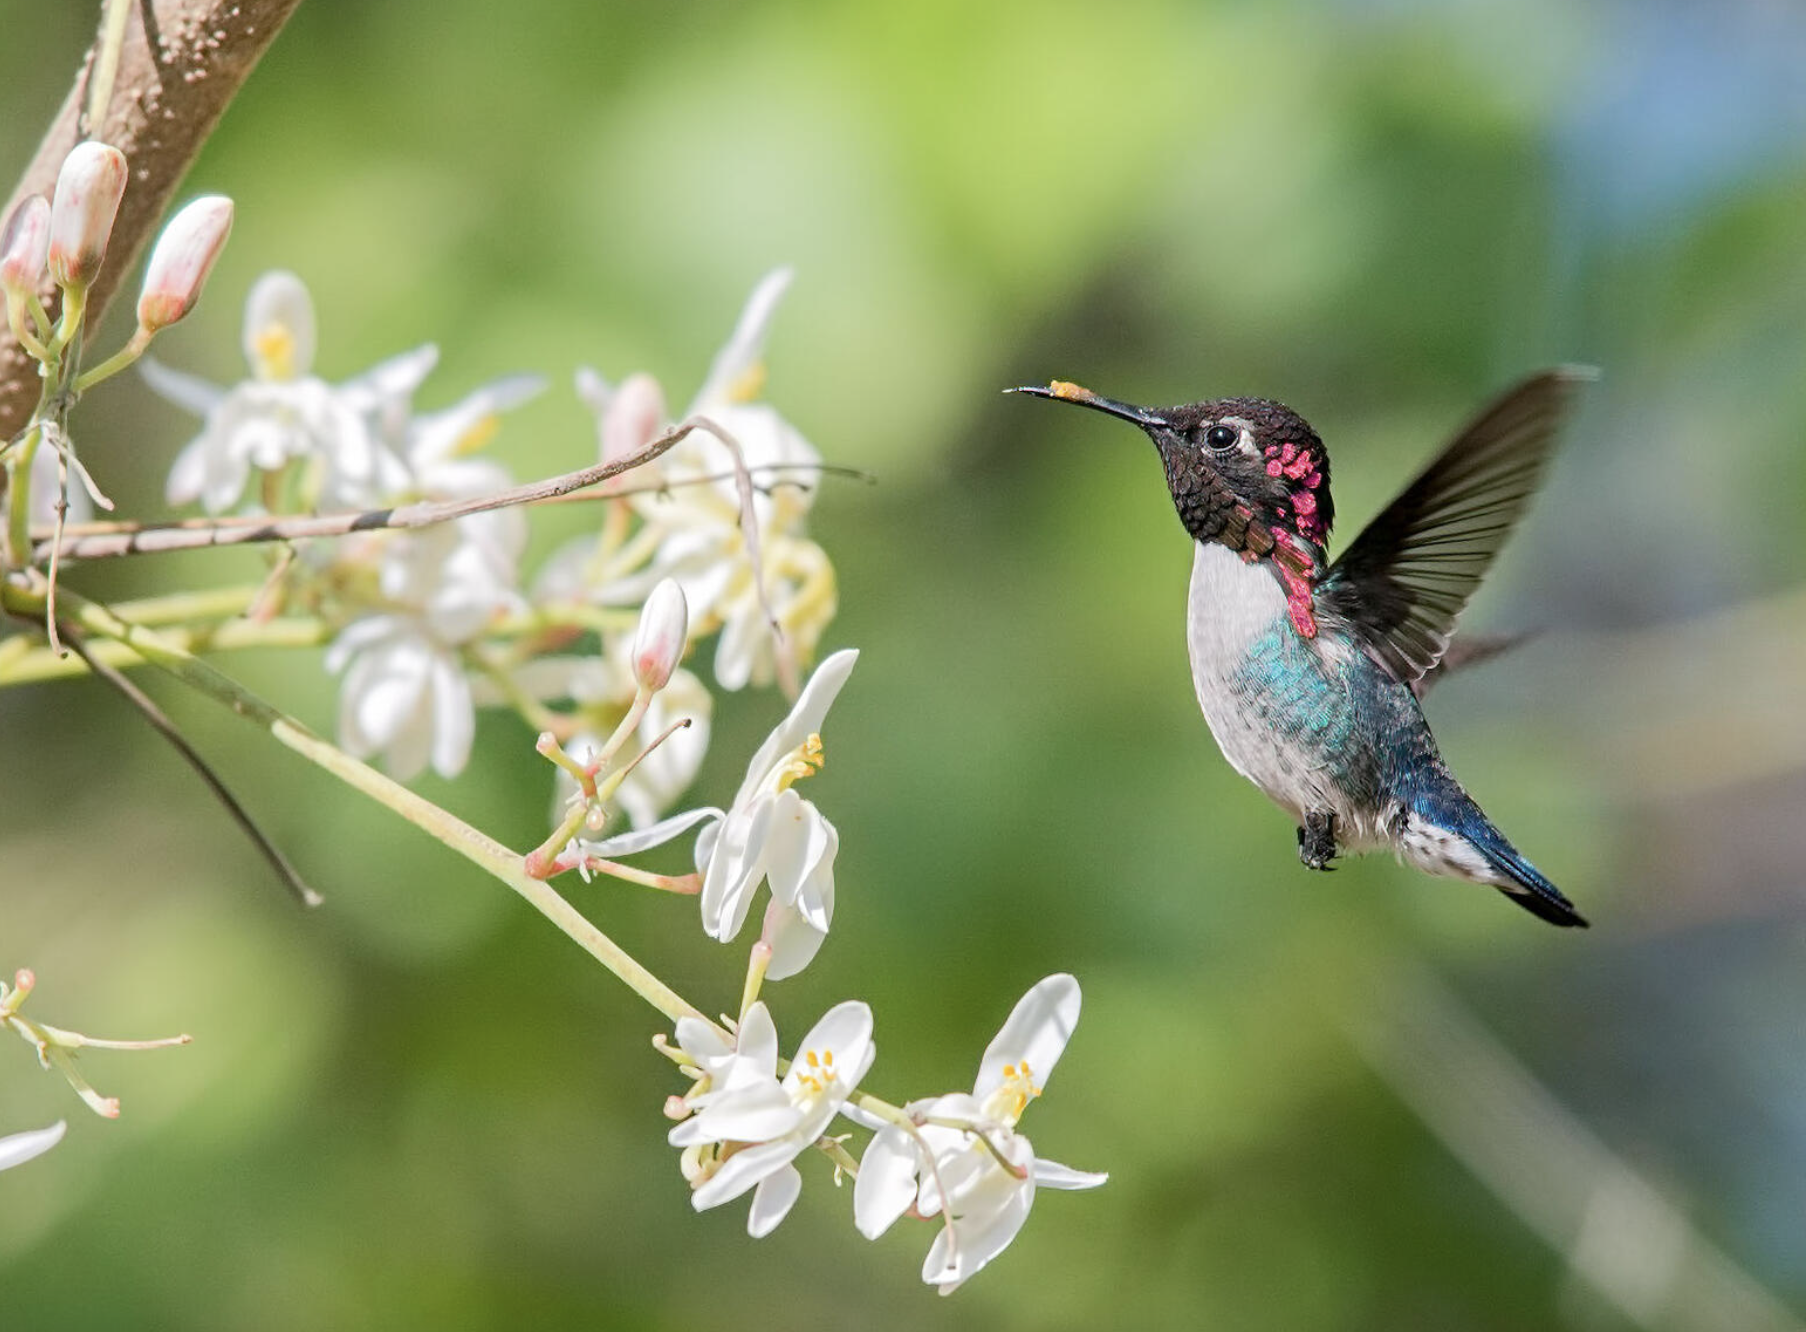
left=0, top=615, right=325, bottom=685
left=1, top=578, right=703, bottom=1026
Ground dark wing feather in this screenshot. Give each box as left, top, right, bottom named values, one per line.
left=1318, top=368, right=1592, bottom=684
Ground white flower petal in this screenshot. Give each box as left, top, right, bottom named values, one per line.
left=733, top=648, right=858, bottom=806
left=674, top=1016, right=734, bottom=1067
left=853, top=1125, right=922, bottom=1240
left=691, top=267, right=793, bottom=413
left=976, top=974, right=1081, bottom=1102
left=761, top=899, right=828, bottom=983
left=734, top=1002, right=781, bottom=1076
left=1034, top=1158, right=1109, bottom=1191
left=692, top=1081, right=804, bottom=1143
left=700, top=798, right=776, bottom=942
left=786, top=1000, right=873, bottom=1091
left=139, top=356, right=226, bottom=414
left=747, top=1162, right=802, bottom=1238
left=579, top=807, right=721, bottom=858
left=0, top=1120, right=65, bottom=1171
left=243, top=271, right=317, bottom=378
left=691, top=1137, right=800, bottom=1211
left=427, top=651, right=475, bottom=778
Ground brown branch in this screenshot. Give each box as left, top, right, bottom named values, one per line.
left=33, top=418, right=699, bottom=563
left=0, top=0, right=305, bottom=442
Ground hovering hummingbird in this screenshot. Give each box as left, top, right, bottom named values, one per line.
left=1013, top=369, right=1591, bottom=927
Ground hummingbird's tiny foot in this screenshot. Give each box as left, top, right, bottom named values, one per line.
left=1297, top=811, right=1340, bottom=871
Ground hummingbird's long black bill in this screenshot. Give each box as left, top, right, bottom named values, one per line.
left=1006, top=381, right=1167, bottom=429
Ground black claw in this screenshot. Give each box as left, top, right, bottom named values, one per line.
left=1298, top=811, right=1340, bottom=871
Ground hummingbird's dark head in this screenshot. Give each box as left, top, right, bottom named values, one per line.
left=1010, top=381, right=1334, bottom=567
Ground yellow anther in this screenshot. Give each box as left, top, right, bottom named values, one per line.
left=772, top=734, right=825, bottom=793
left=983, top=1058, right=1042, bottom=1126
left=253, top=324, right=297, bottom=381
left=806, top=1050, right=821, bottom=1068
left=823, top=1049, right=834, bottom=1067
left=727, top=361, right=767, bottom=403
left=453, top=413, right=501, bottom=457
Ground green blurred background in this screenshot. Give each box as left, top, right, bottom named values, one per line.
left=4, top=0, right=1806, bottom=1327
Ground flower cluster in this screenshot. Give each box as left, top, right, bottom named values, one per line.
left=662, top=973, right=1104, bottom=1292
left=145, top=268, right=837, bottom=824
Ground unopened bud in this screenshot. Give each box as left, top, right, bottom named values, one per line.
left=631, top=579, right=689, bottom=693
left=137, top=195, right=233, bottom=332
left=603, top=372, right=667, bottom=465
left=0, top=196, right=50, bottom=294
left=47, top=141, right=128, bottom=289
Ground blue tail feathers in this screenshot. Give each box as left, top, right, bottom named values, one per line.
left=1416, top=786, right=1589, bottom=929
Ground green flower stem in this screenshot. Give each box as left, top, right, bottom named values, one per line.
left=1, top=578, right=705, bottom=1027
left=5, top=423, right=49, bottom=570
left=0, top=614, right=326, bottom=685
left=5, top=292, right=52, bottom=364
left=107, top=584, right=265, bottom=624
left=73, top=327, right=152, bottom=395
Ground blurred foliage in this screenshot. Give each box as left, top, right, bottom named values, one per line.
left=4, top=0, right=1806, bottom=1328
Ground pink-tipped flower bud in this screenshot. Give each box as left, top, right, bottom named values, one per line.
left=47, top=141, right=129, bottom=289
left=0, top=196, right=50, bottom=294
left=632, top=579, right=689, bottom=693
left=136, top=195, right=233, bottom=332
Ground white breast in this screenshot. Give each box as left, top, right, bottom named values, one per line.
left=1184, top=542, right=1355, bottom=829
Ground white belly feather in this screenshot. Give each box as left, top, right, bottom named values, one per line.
left=1184, top=543, right=1386, bottom=845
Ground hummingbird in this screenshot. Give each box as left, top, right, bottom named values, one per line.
left=1012, top=369, right=1591, bottom=927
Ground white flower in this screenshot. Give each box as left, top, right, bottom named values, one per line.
left=698, top=648, right=853, bottom=977
left=577, top=648, right=854, bottom=977
left=326, top=509, right=524, bottom=781
left=146, top=271, right=384, bottom=513
left=326, top=613, right=476, bottom=781
left=852, top=975, right=1106, bottom=1295
left=669, top=999, right=875, bottom=1237
left=0, top=1120, right=65, bottom=1172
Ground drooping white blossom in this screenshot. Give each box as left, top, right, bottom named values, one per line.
left=669, top=999, right=875, bottom=1237
left=852, top=975, right=1106, bottom=1294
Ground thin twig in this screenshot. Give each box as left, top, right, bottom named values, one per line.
left=53, top=618, right=322, bottom=907
left=32, top=416, right=703, bottom=563
left=29, top=460, right=873, bottom=558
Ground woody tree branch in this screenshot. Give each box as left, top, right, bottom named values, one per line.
left=0, top=0, right=304, bottom=441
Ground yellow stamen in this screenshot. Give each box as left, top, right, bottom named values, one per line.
left=253, top=324, right=296, bottom=381
left=727, top=361, right=767, bottom=403
left=772, top=733, right=825, bottom=792
left=454, top=413, right=501, bottom=457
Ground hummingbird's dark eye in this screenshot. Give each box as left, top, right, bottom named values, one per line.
left=1204, top=425, right=1240, bottom=451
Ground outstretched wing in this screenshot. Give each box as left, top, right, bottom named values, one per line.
left=1317, top=368, right=1592, bottom=684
